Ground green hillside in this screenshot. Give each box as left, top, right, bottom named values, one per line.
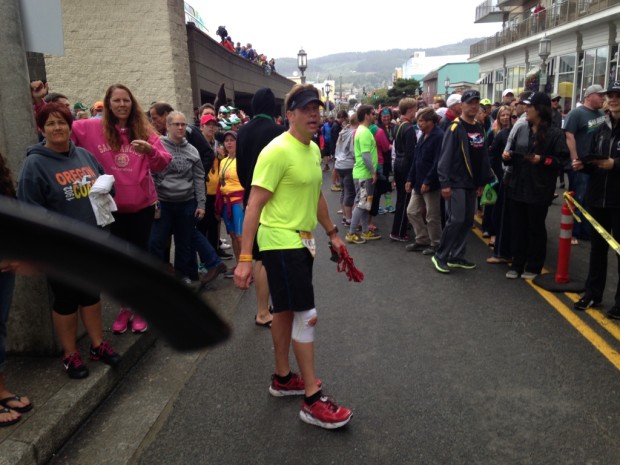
left=275, top=39, right=481, bottom=91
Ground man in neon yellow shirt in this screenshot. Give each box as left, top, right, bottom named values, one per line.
left=346, top=104, right=381, bottom=244
left=234, top=84, right=352, bottom=430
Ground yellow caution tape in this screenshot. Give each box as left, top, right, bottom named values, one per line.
left=563, top=192, right=620, bottom=256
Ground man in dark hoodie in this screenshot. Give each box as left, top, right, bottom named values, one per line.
left=432, top=90, right=493, bottom=274
left=236, top=88, right=285, bottom=327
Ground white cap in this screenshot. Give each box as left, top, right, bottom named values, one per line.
left=502, top=88, right=515, bottom=98
left=446, top=94, right=461, bottom=107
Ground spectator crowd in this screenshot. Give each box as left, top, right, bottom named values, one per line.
left=0, top=76, right=619, bottom=431
left=215, top=25, right=276, bottom=74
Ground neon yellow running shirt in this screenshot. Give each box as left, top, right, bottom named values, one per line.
left=252, top=132, right=323, bottom=250
left=353, top=124, right=378, bottom=179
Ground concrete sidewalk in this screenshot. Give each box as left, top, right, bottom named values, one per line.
left=0, top=276, right=237, bottom=465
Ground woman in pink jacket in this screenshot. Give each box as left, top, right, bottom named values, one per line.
left=71, top=84, right=172, bottom=334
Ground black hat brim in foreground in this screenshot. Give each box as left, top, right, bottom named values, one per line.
left=0, top=197, right=231, bottom=351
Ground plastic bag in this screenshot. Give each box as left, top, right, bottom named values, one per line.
left=480, top=183, right=497, bottom=206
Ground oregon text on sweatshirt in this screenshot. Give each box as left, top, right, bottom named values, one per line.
left=17, top=141, right=105, bottom=226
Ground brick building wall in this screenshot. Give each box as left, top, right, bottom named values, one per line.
left=44, top=0, right=193, bottom=117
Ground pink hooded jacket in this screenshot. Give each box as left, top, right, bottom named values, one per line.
left=71, top=118, right=171, bottom=213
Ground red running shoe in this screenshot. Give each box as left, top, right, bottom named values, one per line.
left=268, top=372, right=321, bottom=397
left=299, top=396, right=352, bottom=429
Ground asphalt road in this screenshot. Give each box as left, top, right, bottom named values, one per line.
left=52, top=181, right=620, bottom=465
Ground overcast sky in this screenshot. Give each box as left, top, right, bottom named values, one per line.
left=191, top=0, right=504, bottom=60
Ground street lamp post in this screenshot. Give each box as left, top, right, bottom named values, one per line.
left=324, top=82, right=332, bottom=116
left=297, top=47, right=307, bottom=84
left=538, top=35, right=551, bottom=93
left=444, top=76, right=451, bottom=100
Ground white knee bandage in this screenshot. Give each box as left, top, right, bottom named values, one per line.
left=292, top=308, right=317, bottom=343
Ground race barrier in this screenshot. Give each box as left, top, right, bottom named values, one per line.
left=563, top=191, right=620, bottom=257
left=555, top=197, right=575, bottom=284
left=533, top=192, right=585, bottom=292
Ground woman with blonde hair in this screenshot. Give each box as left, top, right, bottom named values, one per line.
left=482, top=105, right=512, bottom=244
left=486, top=105, right=515, bottom=263
left=71, top=84, right=172, bottom=334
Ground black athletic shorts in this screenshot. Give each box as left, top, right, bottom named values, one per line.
left=261, top=248, right=315, bottom=313
left=48, top=278, right=100, bottom=315
left=252, top=234, right=262, bottom=261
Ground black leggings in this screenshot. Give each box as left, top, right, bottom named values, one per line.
left=110, top=205, right=155, bottom=251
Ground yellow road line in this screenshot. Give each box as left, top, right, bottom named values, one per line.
left=528, top=281, right=620, bottom=370
left=473, top=227, right=620, bottom=369
left=565, top=292, right=620, bottom=343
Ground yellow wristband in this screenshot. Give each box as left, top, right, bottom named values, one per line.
left=238, top=255, right=253, bottom=262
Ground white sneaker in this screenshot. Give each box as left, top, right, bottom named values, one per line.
left=505, top=270, right=519, bottom=279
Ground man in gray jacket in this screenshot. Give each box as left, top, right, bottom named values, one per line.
left=432, top=90, right=493, bottom=273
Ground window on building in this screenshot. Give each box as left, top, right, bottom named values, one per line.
left=610, top=45, right=619, bottom=83
left=595, top=46, right=608, bottom=87
left=581, top=46, right=608, bottom=93
left=494, top=69, right=505, bottom=103
left=507, top=65, right=526, bottom=95
left=558, top=54, right=575, bottom=113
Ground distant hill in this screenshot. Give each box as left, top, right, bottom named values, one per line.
left=274, top=38, right=481, bottom=90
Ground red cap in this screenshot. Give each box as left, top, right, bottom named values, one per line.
left=200, top=114, right=217, bottom=126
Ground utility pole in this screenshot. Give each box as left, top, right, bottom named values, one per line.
left=0, top=0, right=57, bottom=354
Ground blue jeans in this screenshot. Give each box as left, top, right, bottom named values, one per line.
left=150, top=199, right=198, bottom=280
left=0, top=272, right=15, bottom=374
left=192, top=229, right=221, bottom=270
left=567, top=170, right=591, bottom=240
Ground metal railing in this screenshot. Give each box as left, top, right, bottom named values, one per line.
left=470, top=0, right=619, bottom=58
left=475, top=0, right=506, bottom=22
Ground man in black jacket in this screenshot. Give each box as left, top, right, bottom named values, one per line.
left=390, top=98, right=417, bottom=241
left=432, top=90, right=493, bottom=273
left=236, top=88, right=285, bottom=328
left=572, top=81, right=620, bottom=318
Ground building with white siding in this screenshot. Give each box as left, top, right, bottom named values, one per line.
left=469, top=0, right=620, bottom=112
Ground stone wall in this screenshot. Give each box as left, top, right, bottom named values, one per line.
left=44, top=0, right=193, bottom=116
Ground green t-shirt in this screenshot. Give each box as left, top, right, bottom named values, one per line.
left=353, top=124, right=378, bottom=179
left=252, top=132, right=323, bottom=250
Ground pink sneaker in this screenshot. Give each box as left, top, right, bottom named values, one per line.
left=131, top=313, right=148, bottom=333
left=112, top=308, right=133, bottom=334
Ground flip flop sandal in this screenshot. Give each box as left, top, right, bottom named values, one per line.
left=0, top=407, right=21, bottom=427
left=486, top=256, right=509, bottom=264
left=254, top=314, right=272, bottom=329
left=0, top=396, right=33, bottom=414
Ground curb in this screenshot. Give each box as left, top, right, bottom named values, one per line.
left=0, top=330, right=156, bottom=465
